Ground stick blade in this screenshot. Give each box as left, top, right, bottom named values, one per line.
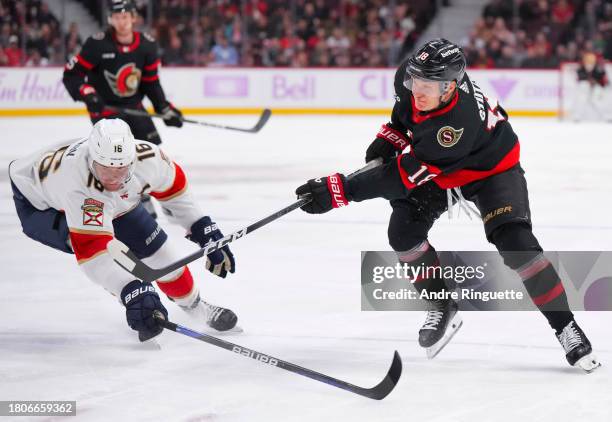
left=249, top=108, right=272, bottom=132
left=360, top=350, right=403, bottom=400
left=107, top=238, right=156, bottom=282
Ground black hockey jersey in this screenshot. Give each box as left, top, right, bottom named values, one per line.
left=63, top=29, right=169, bottom=111
left=348, top=60, right=520, bottom=201
left=577, top=65, right=609, bottom=87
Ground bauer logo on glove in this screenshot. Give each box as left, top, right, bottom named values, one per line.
left=295, top=173, right=351, bottom=214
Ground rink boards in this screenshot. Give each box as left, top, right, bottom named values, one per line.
left=0, top=67, right=576, bottom=117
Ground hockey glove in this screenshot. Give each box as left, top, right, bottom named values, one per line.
left=295, top=173, right=350, bottom=214
left=365, top=124, right=410, bottom=163
left=81, top=85, right=105, bottom=115
left=121, top=280, right=168, bottom=342
left=159, top=103, right=183, bottom=128
left=187, top=216, right=235, bottom=278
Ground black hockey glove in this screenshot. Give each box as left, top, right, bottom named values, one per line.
left=159, top=103, right=183, bottom=128
left=120, top=280, right=168, bottom=342
left=81, top=86, right=105, bottom=115
left=187, top=216, right=235, bottom=278
left=365, top=124, right=410, bottom=163
left=295, top=173, right=350, bottom=214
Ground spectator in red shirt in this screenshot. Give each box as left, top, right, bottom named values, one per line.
left=4, top=35, right=23, bottom=66
left=552, top=0, right=575, bottom=25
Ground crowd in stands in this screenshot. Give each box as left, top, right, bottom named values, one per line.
left=0, top=0, right=83, bottom=66
left=2, top=0, right=610, bottom=69
left=143, top=0, right=434, bottom=67
left=463, top=0, right=612, bottom=68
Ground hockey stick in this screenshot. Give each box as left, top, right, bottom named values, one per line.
left=108, top=159, right=382, bottom=282
left=154, top=313, right=402, bottom=400
left=107, top=107, right=272, bottom=133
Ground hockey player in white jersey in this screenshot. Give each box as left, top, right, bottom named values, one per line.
left=9, top=119, right=237, bottom=341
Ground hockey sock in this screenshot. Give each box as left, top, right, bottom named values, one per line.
left=397, top=241, right=448, bottom=299
left=516, top=253, right=574, bottom=332
left=155, top=266, right=199, bottom=307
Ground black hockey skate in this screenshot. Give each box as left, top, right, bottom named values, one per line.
left=556, top=320, right=601, bottom=373
left=181, top=296, right=239, bottom=332
left=419, top=299, right=463, bottom=359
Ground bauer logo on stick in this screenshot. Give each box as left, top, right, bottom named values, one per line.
left=82, top=198, right=105, bottom=226
left=437, top=126, right=464, bottom=148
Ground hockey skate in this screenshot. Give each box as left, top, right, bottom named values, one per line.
left=419, top=299, right=463, bottom=359
left=181, top=295, right=241, bottom=333
left=556, top=320, right=601, bottom=373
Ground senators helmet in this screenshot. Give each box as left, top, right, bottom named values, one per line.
left=108, top=0, right=136, bottom=14
left=404, top=38, right=467, bottom=96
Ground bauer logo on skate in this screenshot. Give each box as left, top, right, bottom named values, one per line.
left=361, top=251, right=612, bottom=312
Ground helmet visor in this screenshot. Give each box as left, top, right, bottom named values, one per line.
left=92, top=161, right=131, bottom=191
left=403, top=71, right=450, bottom=96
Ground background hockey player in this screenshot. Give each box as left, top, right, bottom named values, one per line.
left=9, top=119, right=236, bottom=341
left=571, top=52, right=609, bottom=121
left=294, top=39, right=601, bottom=373
left=62, top=0, right=183, bottom=145
left=62, top=0, right=183, bottom=217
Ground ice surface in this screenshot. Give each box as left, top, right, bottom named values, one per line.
left=0, top=116, right=611, bottom=421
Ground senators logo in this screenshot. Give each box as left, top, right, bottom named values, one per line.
left=436, top=126, right=464, bottom=148
left=104, top=62, right=141, bottom=97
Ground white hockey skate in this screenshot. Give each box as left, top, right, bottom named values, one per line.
left=419, top=299, right=463, bottom=359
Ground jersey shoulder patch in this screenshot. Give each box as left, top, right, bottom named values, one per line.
left=436, top=126, right=464, bottom=148
left=92, top=32, right=105, bottom=41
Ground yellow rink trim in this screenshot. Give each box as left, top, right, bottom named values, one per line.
left=0, top=108, right=559, bottom=117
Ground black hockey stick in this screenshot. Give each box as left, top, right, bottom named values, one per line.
left=154, top=313, right=402, bottom=400
left=108, top=197, right=308, bottom=282
left=108, top=107, right=272, bottom=133
left=107, top=159, right=382, bottom=282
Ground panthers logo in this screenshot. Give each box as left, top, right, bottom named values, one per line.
left=104, top=63, right=141, bottom=97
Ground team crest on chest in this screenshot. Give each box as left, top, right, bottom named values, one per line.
left=82, top=198, right=104, bottom=226
left=437, top=126, right=464, bottom=148
left=104, top=62, right=141, bottom=97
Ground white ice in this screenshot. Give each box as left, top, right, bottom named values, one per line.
left=0, top=115, right=611, bottom=422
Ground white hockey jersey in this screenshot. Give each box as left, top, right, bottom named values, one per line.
left=9, top=138, right=203, bottom=295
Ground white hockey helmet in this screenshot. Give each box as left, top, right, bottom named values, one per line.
left=88, top=119, right=136, bottom=184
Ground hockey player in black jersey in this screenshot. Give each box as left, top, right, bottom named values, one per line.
left=572, top=52, right=610, bottom=121
left=62, top=0, right=183, bottom=146
left=296, top=39, right=601, bottom=372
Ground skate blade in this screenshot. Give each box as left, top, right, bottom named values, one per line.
left=574, top=353, right=602, bottom=373
left=426, top=314, right=463, bottom=360
left=202, top=325, right=244, bottom=335
left=138, top=337, right=162, bottom=350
